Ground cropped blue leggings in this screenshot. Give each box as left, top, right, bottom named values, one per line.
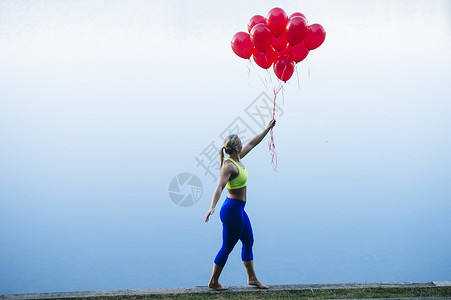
left=214, top=197, right=254, bottom=267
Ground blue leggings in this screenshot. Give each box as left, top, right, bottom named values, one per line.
left=214, top=197, right=254, bottom=267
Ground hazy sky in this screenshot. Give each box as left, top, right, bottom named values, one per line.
left=1, top=0, right=450, bottom=294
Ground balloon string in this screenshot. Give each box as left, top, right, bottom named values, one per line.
left=251, top=62, right=271, bottom=92
left=269, top=82, right=284, bottom=171
left=248, top=61, right=284, bottom=171
left=296, top=64, right=301, bottom=90
left=306, top=57, right=313, bottom=79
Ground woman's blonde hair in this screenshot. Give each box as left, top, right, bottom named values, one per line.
left=219, top=134, right=240, bottom=168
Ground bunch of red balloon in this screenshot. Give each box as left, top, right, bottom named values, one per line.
left=231, top=7, right=326, bottom=82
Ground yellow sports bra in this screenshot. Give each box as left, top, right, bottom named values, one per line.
left=226, top=158, right=248, bottom=189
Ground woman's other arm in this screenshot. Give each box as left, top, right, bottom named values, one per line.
left=205, top=163, right=232, bottom=222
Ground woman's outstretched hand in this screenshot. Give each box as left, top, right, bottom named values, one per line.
left=205, top=207, right=215, bottom=222
left=267, top=119, right=276, bottom=130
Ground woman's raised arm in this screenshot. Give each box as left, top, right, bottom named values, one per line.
left=241, top=119, right=276, bottom=158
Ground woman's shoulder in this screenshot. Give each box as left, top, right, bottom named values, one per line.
left=223, top=159, right=238, bottom=170
left=223, top=158, right=234, bottom=167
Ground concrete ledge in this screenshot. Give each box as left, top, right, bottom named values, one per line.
left=434, top=281, right=451, bottom=287
left=0, top=281, right=448, bottom=299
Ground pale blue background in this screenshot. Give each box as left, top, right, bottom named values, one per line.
left=1, top=0, right=450, bottom=295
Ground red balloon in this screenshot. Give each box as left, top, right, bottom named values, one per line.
left=286, top=16, right=308, bottom=45
left=288, top=41, right=309, bottom=63
left=266, top=7, right=288, bottom=37
left=272, top=31, right=288, bottom=51
left=250, top=23, right=273, bottom=52
left=231, top=32, right=254, bottom=59
left=273, top=55, right=295, bottom=82
left=277, top=45, right=289, bottom=58
left=248, top=15, right=266, bottom=33
left=289, top=12, right=308, bottom=23
left=253, top=47, right=276, bottom=69
left=304, top=24, right=326, bottom=50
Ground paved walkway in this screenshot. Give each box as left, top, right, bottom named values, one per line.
left=1, top=281, right=450, bottom=299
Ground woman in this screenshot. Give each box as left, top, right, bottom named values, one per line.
left=205, top=119, right=276, bottom=290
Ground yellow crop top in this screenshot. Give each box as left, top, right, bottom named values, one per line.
left=226, top=158, right=248, bottom=189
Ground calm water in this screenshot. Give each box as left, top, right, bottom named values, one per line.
left=1, top=0, right=450, bottom=294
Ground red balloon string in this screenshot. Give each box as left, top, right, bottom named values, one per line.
left=269, top=83, right=284, bottom=171
left=295, top=64, right=301, bottom=90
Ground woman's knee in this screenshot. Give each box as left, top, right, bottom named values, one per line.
left=241, top=245, right=253, bottom=261
left=242, top=236, right=254, bottom=248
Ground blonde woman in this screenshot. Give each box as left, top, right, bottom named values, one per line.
left=205, top=119, right=276, bottom=290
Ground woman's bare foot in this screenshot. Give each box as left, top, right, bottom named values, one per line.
left=208, top=263, right=227, bottom=290
left=248, top=279, right=268, bottom=289
left=208, top=282, right=228, bottom=291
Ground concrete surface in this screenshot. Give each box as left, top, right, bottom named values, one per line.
left=1, top=281, right=450, bottom=299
